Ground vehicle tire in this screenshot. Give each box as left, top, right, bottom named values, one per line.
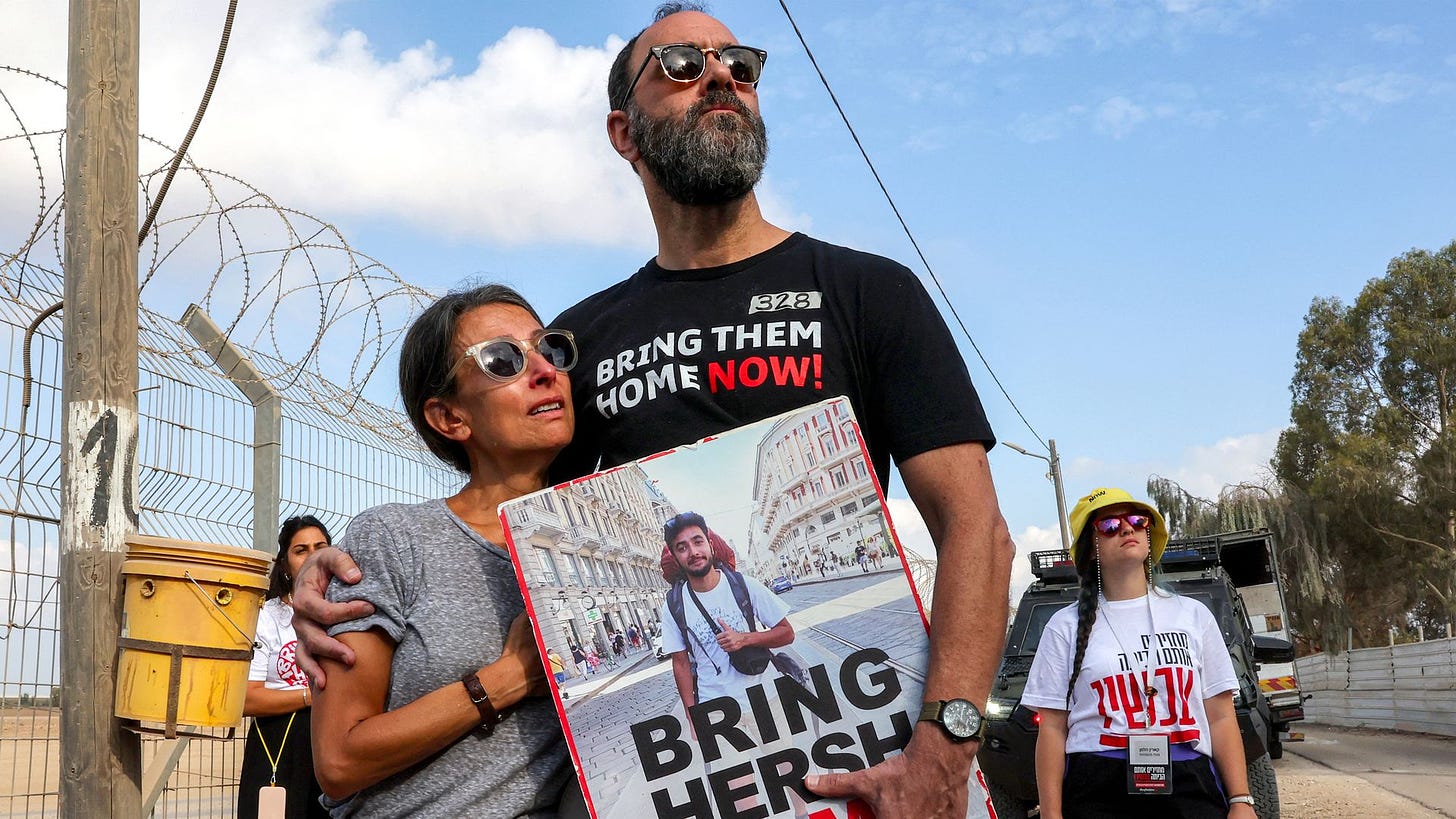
left=987, top=782, right=1029, bottom=819
left=1247, top=752, right=1280, bottom=819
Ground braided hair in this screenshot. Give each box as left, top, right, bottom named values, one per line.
left=1065, top=525, right=1100, bottom=707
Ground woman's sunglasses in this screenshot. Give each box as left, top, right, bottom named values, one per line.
left=620, top=43, right=769, bottom=109
left=1092, top=514, right=1154, bottom=536
left=445, top=329, right=577, bottom=385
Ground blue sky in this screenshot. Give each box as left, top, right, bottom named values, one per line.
left=5, top=0, right=1456, bottom=594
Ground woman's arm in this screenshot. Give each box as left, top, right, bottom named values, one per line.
left=243, top=680, right=311, bottom=717
left=1205, top=691, right=1257, bottom=817
left=311, top=612, right=546, bottom=800
left=1034, top=708, right=1069, bottom=819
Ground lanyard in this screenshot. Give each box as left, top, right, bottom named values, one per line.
left=255, top=712, right=297, bottom=786
left=1099, top=590, right=1158, bottom=726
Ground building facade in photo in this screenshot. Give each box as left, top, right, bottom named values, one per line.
left=504, top=463, right=677, bottom=670
left=746, top=402, right=889, bottom=581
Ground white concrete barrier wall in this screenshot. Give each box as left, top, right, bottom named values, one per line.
left=1294, top=636, right=1456, bottom=736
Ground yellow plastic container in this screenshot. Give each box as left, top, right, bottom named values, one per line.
left=115, top=535, right=271, bottom=734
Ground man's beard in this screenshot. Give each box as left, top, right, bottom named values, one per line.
left=680, top=557, right=714, bottom=579
left=628, top=90, right=768, bottom=206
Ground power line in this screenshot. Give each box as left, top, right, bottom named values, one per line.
left=775, top=0, right=1047, bottom=452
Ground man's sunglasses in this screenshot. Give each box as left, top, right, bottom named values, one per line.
left=445, top=329, right=577, bottom=385
left=620, top=43, right=768, bottom=109
left=1092, top=514, right=1154, bottom=536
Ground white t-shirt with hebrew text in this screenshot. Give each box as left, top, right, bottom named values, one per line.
left=1022, top=590, right=1237, bottom=757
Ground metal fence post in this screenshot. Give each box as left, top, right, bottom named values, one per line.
left=180, top=305, right=282, bottom=553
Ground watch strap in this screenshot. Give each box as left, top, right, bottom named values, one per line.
left=461, top=671, right=502, bottom=735
left=917, top=700, right=944, bottom=723
left=1228, top=795, right=1255, bottom=807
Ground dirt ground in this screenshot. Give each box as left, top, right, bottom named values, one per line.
left=1275, top=751, right=1445, bottom=818
left=3, top=707, right=1450, bottom=817
left=0, top=706, right=243, bottom=815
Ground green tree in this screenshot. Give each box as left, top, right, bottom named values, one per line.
left=1272, top=240, right=1456, bottom=643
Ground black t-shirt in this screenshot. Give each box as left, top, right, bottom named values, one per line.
left=549, top=232, right=995, bottom=488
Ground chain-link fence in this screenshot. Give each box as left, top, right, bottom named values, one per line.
left=1, top=58, right=468, bottom=814
left=0, top=261, right=458, bottom=816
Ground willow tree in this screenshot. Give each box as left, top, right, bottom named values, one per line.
left=1147, top=476, right=1341, bottom=651
left=1272, top=240, right=1456, bottom=641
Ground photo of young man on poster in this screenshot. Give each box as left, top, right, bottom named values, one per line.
left=659, top=512, right=799, bottom=711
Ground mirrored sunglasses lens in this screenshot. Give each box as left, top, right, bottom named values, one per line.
left=537, top=333, right=577, bottom=370
left=660, top=46, right=705, bottom=81
left=1127, top=515, right=1151, bottom=530
left=1094, top=518, right=1122, bottom=535
left=477, top=341, right=526, bottom=380
left=721, top=48, right=763, bottom=83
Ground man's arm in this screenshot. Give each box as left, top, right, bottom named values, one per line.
left=669, top=650, right=695, bottom=711
left=290, top=546, right=373, bottom=688
left=714, top=618, right=794, bottom=652
left=806, top=441, right=1014, bottom=819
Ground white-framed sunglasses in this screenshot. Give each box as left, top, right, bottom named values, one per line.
left=444, top=328, right=577, bottom=385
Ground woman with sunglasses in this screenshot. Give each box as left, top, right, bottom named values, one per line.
left=238, top=515, right=333, bottom=819
left=310, top=284, right=585, bottom=818
left=1021, top=488, right=1257, bottom=819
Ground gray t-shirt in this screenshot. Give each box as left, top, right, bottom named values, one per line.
left=324, top=498, right=574, bottom=818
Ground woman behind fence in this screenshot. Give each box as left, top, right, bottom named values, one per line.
left=1021, top=487, right=1257, bottom=819
left=237, top=515, right=333, bottom=818
left=309, top=284, right=585, bottom=818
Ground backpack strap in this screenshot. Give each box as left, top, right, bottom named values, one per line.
left=666, top=581, right=713, bottom=695
left=720, top=567, right=759, bottom=632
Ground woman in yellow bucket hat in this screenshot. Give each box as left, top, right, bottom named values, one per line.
left=1019, top=488, right=1258, bottom=818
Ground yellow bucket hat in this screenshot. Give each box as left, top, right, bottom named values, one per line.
left=1068, top=487, right=1168, bottom=564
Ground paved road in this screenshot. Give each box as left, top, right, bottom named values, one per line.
left=1280, top=723, right=1456, bottom=817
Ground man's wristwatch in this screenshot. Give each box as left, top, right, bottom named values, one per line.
left=918, top=698, right=985, bottom=743
left=1228, top=794, right=1255, bottom=808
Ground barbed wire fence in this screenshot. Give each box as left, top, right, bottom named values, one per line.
left=1, top=64, right=461, bottom=816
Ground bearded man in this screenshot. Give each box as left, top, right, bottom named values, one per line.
left=292, top=5, right=1013, bottom=817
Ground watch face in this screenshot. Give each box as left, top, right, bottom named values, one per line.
left=941, top=699, right=981, bottom=738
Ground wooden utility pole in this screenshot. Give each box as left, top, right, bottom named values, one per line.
left=60, top=0, right=143, bottom=814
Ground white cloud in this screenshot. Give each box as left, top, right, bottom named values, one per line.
left=1305, top=70, right=1431, bottom=127
left=1368, top=24, right=1419, bottom=45
left=1332, top=72, right=1423, bottom=106
left=1010, top=524, right=1062, bottom=600
left=1160, top=428, right=1283, bottom=499
left=1094, top=95, right=1150, bottom=138
left=1, top=0, right=803, bottom=253
left=1065, top=427, right=1284, bottom=505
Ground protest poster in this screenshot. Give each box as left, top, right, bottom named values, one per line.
left=499, top=397, right=992, bottom=819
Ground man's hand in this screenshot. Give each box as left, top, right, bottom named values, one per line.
left=714, top=618, right=751, bottom=652
left=805, top=724, right=974, bottom=819
left=290, top=546, right=373, bottom=689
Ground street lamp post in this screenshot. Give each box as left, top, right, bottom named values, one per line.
left=1004, top=438, right=1072, bottom=552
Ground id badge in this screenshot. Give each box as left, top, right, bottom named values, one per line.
left=1126, top=734, right=1172, bottom=795
left=258, top=785, right=287, bottom=818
